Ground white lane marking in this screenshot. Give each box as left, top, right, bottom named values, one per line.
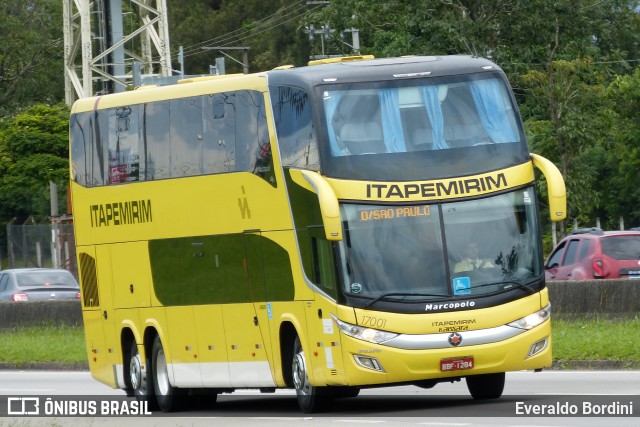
left=417, top=423, right=471, bottom=426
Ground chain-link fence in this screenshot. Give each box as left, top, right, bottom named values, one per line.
left=4, top=216, right=77, bottom=277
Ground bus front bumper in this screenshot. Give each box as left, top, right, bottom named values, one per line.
left=335, top=320, right=551, bottom=386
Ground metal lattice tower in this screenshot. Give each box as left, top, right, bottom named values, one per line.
left=63, top=0, right=172, bottom=104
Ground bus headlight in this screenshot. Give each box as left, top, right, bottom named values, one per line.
left=508, top=304, right=551, bottom=330
left=331, top=314, right=398, bottom=344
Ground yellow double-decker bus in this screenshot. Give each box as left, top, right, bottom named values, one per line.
left=70, top=55, right=566, bottom=413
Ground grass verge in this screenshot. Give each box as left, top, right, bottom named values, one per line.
left=0, top=318, right=639, bottom=367
left=0, top=325, right=86, bottom=364
left=552, top=316, right=640, bottom=365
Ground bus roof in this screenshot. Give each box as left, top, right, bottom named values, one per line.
left=70, top=55, right=502, bottom=113
left=71, top=72, right=268, bottom=113
left=266, top=55, right=504, bottom=88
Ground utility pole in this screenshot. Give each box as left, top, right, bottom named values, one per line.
left=63, top=0, right=173, bottom=104
left=201, top=47, right=250, bottom=74
left=305, top=25, right=361, bottom=60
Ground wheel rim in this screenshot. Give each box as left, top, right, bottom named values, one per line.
left=129, top=348, right=142, bottom=390
left=292, top=352, right=311, bottom=396
left=155, top=347, right=170, bottom=396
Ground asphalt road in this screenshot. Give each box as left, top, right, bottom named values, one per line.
left=0, top=370, right=638, bottom=426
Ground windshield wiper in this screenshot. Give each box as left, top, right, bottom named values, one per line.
left=469, top=279, right=538, bottom=294
left=362, top=292, right=450, bottom=309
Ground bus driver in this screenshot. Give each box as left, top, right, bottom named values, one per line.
left=454, top=241, right=495, bottom=273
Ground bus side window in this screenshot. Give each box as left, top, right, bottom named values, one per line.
left=142, top=101, right=171, bottom=180
left=203, top=92, right=236, bottom=174
left=70, top=112, right=97, bottom=186
left=108, top=105, right=141, bottom=184
left=235, top=91, right=276, bottom=185
left=311, top=237, right=338, bottom=299
left=170, top=96, right=205, bottom=177
left=270, top=86, right=320, bottom=170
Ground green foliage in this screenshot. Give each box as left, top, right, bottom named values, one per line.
left=522, top=59, right=617, bottom=224
left=0, top=0, right=65, bottom=114
left=0, top=104, right=70, bottom=222
left=601, top=68, right=640, bottom=227
left=168, top=0, right=311, bottom=74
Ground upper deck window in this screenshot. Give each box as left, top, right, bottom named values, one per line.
left=71, top=89, right=274, bottom=187
left=316, top=73, right=528, bottom=181
left=323, top=76, right=519, bottom=156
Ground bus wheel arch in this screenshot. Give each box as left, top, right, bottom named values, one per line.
left=279, top=322, right=297, bottom=388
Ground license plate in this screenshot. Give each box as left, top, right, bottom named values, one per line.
left=440, top=356, right=474, bottom=371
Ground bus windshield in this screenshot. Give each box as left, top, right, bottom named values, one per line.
left=338, top=187, right=542, bottom=301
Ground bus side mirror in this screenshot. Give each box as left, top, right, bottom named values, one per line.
left=531, top=154, right=567, bottom=222
left=298, top=170, right=343, bottom=241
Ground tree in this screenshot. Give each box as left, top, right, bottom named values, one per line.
left=167, top=0, right=311, bottom=74
left=522, top=59, right=617, bottom=230
left=0, top=0, right=65, bottom=114
left=598, top=68, right=640, bottom=228
left=0, top=104, right=70, bottom=226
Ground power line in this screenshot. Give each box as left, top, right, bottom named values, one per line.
left=173, top=2, right=324, bottom=69
left=181, top=0, right=308, bottom=55
left=179, top=0, right=314, bottom=59
left=187, top=3, right=317, bottom=58
left=219, top=4, right=323, bottom=47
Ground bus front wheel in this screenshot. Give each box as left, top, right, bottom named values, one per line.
left=292, top=336, right=332, bottom=413
left=466, top=372, right=505, bottom=399
left=152, top=335, right=185, bottom=412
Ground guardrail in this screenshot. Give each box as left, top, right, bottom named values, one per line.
left=0, top=300, right=82, bottom=329
left=0, top=279, right=639, bottom=329
left=547, top=279, right=640, bottom=319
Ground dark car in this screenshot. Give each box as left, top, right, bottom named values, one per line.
left=545, top=228, right=640, bottom=280
left=0, top=268, right=80, bottom=301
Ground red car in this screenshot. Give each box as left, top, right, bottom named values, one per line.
left=545, top=228, right=640, bottom=280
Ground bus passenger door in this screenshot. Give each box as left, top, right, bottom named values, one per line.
left=304, top=229, right=346, bottom=386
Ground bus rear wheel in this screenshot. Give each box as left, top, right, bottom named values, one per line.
left=128, top=341, right=157, bottom=409
left=466, top=372, right=505, bottom=400
left=292, top=336, right=332, bottom=413
left=152, top=335, right=185, bottom=412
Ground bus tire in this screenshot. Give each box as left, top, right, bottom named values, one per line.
left=331, top=386, right=360, bottom=399
left=466, top=372, right=505, bottom=400
left=292, top=336, right=332, bottom=413
left=152, top=335, right=185, bottom=412
left=128, top=341, right=157, bottom=410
